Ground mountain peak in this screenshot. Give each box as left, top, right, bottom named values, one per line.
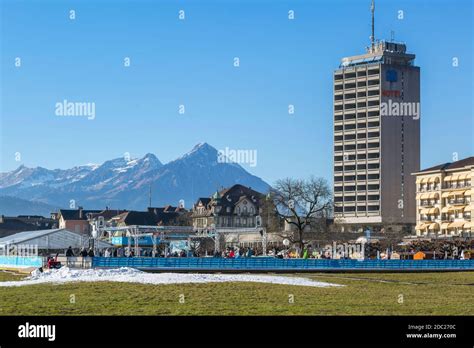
left=143, top=153, right=159, bottom=161
left=14, top=164, right=27, bottom=171
left=139, top=153, right=163, bottom=168
left=192, top=142, right=213, bottom=151
left=178, top=142, right=217, bottom=160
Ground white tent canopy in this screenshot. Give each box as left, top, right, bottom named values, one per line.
left=0, top=229, right=112, bottom=250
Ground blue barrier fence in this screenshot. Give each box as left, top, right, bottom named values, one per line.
left=0, top=256, right=43, bottom=268
left=92, top=257, right=474, bottom=271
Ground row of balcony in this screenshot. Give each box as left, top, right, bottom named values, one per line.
left=418, top=184, right=471, bottom=192
left=419, top=215, right=471, bottom=222
left=335, top=116, right=380, bottom=123
left=419, top=199, right=471, bottom=206
left=334, top=93, right=380, bottom=101
left=334, top=70, right=380, bottom=81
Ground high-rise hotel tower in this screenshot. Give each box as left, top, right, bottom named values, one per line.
left=333, top=1, right=420, bottom=232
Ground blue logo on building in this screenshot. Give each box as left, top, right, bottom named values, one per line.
left=386, top=70, right=398, bottom=82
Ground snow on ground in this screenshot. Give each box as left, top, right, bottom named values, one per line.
left=0, top=267, right=343, bottom=288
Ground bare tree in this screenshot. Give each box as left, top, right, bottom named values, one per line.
left=188, top=237, right=214, bottom=256
left=259, top=194, right=283, bottom=233
left=270, top=177, right=332, bottom=256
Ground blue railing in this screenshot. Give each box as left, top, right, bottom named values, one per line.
left=92, top=257, right=474, bottom=271
left=0, top=256, right=43, bottom=268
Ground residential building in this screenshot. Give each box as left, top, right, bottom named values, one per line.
left=57, top=207, right=102, bottom=234
left=413, top=157, right=473, bottom=237
left=192, top=184, right=264, bottom=231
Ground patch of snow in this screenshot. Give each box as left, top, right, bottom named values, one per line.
left=0, top=267, right=343, bottom=288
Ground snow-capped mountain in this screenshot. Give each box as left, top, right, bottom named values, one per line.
left=0, top=143, right=270, bottom=213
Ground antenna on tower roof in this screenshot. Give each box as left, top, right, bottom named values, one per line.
left=370, top=0, right=375, bottom=51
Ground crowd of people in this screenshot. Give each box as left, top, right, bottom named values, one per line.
left=61, top=239, right=474, bottom=260
left=215, top=247, right=255, bottom=258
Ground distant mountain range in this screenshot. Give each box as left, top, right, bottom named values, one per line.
left=0, top=143, right=271, bottom=215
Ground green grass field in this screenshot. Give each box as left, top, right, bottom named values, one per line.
left=0, top=271, right=473, bottom=315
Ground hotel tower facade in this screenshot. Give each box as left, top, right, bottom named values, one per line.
left=333, top=2, right=420, bottom=232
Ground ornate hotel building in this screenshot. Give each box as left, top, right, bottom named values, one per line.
left=413, top=157, right=473, bottom=237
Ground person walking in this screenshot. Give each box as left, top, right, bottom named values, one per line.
left=88, top=248, right=95, bottom=257
left=66, top=246, right=74, bottom=257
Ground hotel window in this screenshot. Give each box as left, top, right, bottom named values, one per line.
left=367, top=131, right=379, bottom=138
left=345, top=134, right=356, bottom=140
left=368, top=163, right=380, bottom=169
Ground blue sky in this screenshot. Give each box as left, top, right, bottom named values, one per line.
left=1, top=0, right=473, bottom=185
